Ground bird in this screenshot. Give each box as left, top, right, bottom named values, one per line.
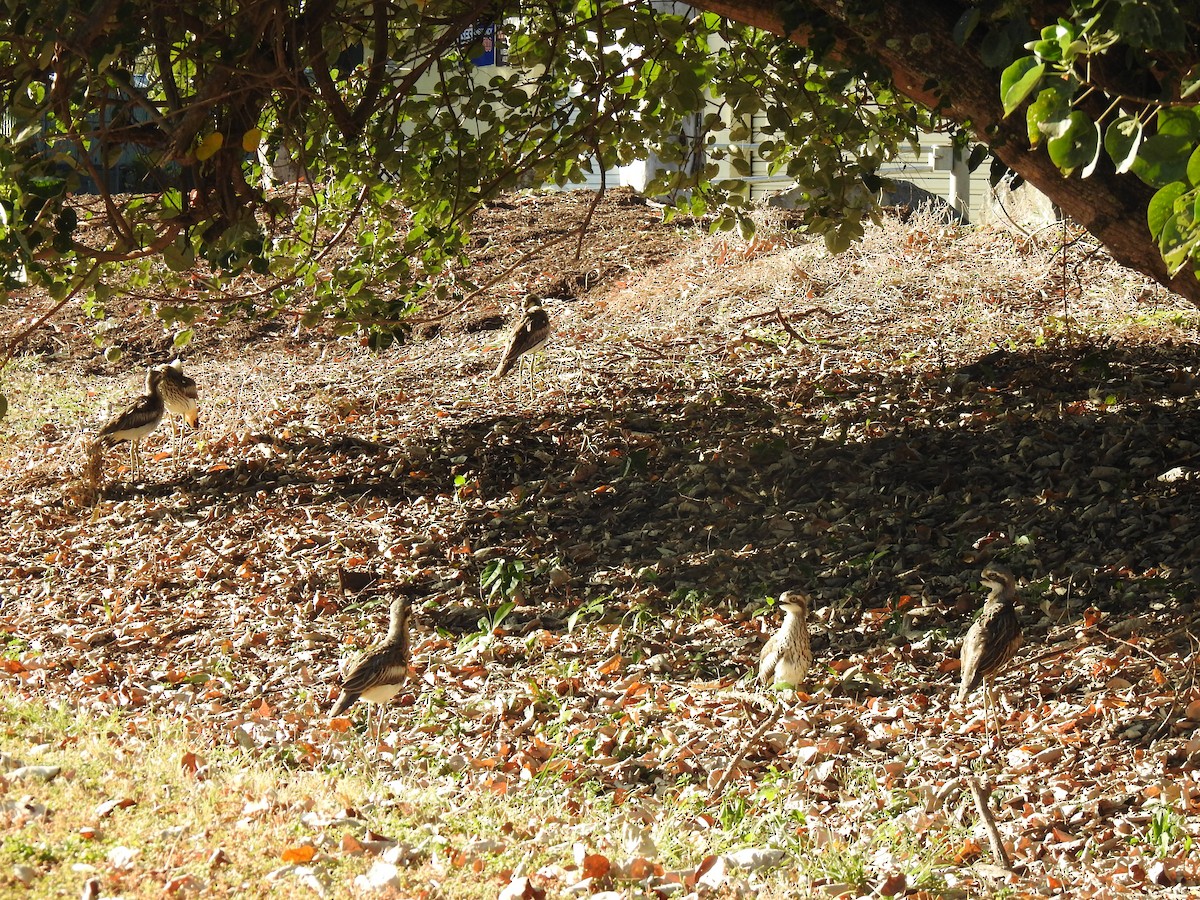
left=89, top=366, right=168, bottom=480
left=331, top=594, right=412, bottom=737
left=493, top=293, right=551, bottom=395
left=159, top=360, right=200, bottom=459
left=758, top=591, right=813, bottom=688
left=957, top=564, right=1023, bottom=739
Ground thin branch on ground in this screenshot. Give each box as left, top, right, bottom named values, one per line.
left=708, top=700, right=781, bottom=799
left=0, top=260, right=102, bottom=372
left=968, top=776, right=1013, bottom=873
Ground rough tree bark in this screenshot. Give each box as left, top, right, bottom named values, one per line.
left=696, top=0, right=1200, bottom=305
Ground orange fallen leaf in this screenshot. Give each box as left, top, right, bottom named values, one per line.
left=880, top=871, right=907, bottom=896
left=281, top=845, right=317, bottom=864
left=329, top=717, right=352, bottom=733
left=180, top=751, right=203, bottom=775
left=629, top=858, right=662, bottom=879
left=597, top=654, right=622, bottom=676
left=341, top=833, right=364, bottom=853
left=581, top=853, right=610, bottom=880
left=953, top=836, right=981, bottom=863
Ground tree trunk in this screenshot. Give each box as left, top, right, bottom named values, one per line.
left=695, top=0, right=1200, bottom=305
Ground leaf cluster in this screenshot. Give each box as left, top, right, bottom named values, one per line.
left=988, top=1, right=1200, bottom=277
left=0, top=0, right=926, bottom=340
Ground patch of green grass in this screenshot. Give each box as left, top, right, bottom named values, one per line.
left=0, top=690, right=967, bottom=900
left=1121, top=308, right=1200, bottom=330
left=1142, top=804, right=1192, bottom=858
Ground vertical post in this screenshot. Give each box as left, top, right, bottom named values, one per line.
left=947, top=145, right=971, bottom=222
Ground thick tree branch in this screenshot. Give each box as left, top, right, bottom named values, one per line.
left=694, top=0, right=1200, bottom=305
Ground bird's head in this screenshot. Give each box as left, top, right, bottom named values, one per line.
left=145, top=366, right=167, bottom=393
left=778, top=591, right=810, bottom=617
left=523, top=293, right=543, bottom=311
left=980, top=564, right=1016, bottom=594
left=390, top=594, right=413, bottom=624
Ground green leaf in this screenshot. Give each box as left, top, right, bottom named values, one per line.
left=1187, top=145, right=1200, bottom=187
left=979, top=25, right=1014, bottom=68
left=1000, top=58, right=1045, bottom=116
left=1026, top=83, right=1073, bottom=146
left=103, top=346, right=122, bottom=363
left=162, top=242, right=194, bottom=272
left=0, top=393, right=7, bottom=422
left=1181, top=66, right=1200, bottom=99
left=1147, top=182, right=1186, bottom=240
left=1046, top=111, right=1099, bottom=175
left=1158, top=215, right=1192, bottom=275
left=1131, top=134, right=1194, bottom=188
left=1104, top=115, right=1143, bottom=174
left=952, top=7, right=980, bottom=45
left=1156, top=108, right=1200, bottom=141
left=173, top=329, right=194, bottom=349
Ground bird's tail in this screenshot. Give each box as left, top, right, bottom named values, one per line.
left=84, top=439, right=106, bottom=490
left=330, top=691, right=357, bottom=718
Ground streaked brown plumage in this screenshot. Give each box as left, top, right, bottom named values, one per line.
left=90, top=367, right=168, bottom=479
left=758, top=591, right=813, bottom=688
left=493, top=294, right=551, bottom=392
left=957, top=564, right=1022, bottom=734
left=161, top=360, right=200, bottom=427
left=331, top=595, right=412, bottom=732
left=159, top=360, right=200, bottom=458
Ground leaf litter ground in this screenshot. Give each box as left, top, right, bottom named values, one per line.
left=2, top=190, right=1200, bottom=898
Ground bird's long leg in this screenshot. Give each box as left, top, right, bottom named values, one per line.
left=524, top=354, right=536, bottom=399
left=171, top=416, right=182, bottom=468
left=985, top=679, right=1002, bottom=747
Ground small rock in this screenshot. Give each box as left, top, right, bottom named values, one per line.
left=7, top=765, right=61, bottom=782
left=107, top=846, right=139, bottom=870
left=724, top=848, right=785, bottom=871
left=354, top=862, right=401, bottom=892
left=12, top=865, right=36, bottom=886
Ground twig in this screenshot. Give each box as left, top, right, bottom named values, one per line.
left=1096, top=627, right=1176, bottom=672
left=737, top=334, right=785, bottom=353
left=1014, top=637, right=1086, bottom=670
left=367, top=229, right=582, bottom=330
left=967, top=776, right=1013, bottom=872
left=708, top=701, right=781, bottom=798
left=775, top=307, right=810, bottom=344
left=0, top=260, right=102, bottom=373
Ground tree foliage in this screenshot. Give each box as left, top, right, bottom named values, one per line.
left=0, top=0, right=927, bottom=352
left=2, top=0, right=1200, bottom=375
left=992, top=1, right=1200, bottom=276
